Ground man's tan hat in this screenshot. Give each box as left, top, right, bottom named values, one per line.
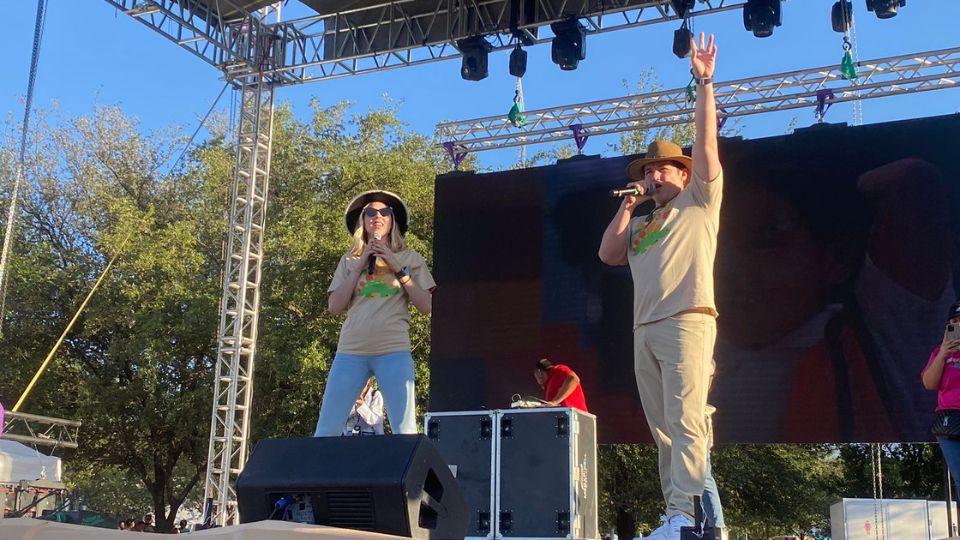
left=626, top=140, right=693, bottom=180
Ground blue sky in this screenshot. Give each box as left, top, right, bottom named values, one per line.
left=3, top=1, right=959, bottom=170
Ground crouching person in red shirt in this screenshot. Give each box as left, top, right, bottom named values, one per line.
left=534, top=358, right=589, bottom=412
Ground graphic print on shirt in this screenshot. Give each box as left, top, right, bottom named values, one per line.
left=631, top=207, right=674, bottom=256
left=357, top=260, right=401, bottom=298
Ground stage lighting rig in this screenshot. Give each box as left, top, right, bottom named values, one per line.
left=743, top=0, right=782, bottom=38
left=866, top=0, right=906, bottom=19
left=509, top=45, right=528, bottom=78
left=831, top=1, right=853, bottom=32
left=457, top=36, right=492, bottom=81
left=673, top=24, right=693, bottom=59
left=670, top=0, right=694, bottom=59
left=551, top=19, right=587, bottom=71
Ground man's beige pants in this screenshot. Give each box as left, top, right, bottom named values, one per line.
left=634, top=312, right=716, bottom=520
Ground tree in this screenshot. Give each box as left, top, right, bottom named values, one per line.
left=714, top=445, right=842, bottom=539
left=598, top=444, right=662, bottom=538
left=0, top=105, right=224, bottom=531
left=68, top=464, right=154, bottom=518
left=838, top=443, right=945, bottom=502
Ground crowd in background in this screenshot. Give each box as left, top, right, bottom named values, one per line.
left=116, top=513, right=192, bottom=533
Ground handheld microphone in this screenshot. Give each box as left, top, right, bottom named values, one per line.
left=610, top=184, right=657, bottom=197
left=368, top=232, right=381, bottom=274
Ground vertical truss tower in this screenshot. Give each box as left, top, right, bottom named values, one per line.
left=203, top=5, right=280, bottom=527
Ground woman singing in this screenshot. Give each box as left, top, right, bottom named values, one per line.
left=314, top=190, right=435, bottom=436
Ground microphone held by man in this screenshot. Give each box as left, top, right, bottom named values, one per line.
left=610, top=184, right=659, bottom=197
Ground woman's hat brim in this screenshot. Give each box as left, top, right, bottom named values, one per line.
left=344, top=190, right=410, bottom=235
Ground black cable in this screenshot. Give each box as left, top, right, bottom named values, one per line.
left=165, top=82, right=231, bottom=174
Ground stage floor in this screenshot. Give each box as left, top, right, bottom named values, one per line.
left=0, top=518, right=408, bottom=539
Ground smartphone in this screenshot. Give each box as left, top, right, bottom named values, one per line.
left=948, top=323, right=960, bottom=341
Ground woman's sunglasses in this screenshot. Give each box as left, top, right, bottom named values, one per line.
left=363, top=206, right=394, bottom=218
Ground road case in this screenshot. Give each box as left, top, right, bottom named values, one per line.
left=425, top=410, right=497, bottom=540
left=496, top=408, right=598, bottom=540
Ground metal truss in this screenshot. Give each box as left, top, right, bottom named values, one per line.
left=105, top=1, right=252, bottom=70
left=437, top=46, right=960, bottom=155
left=1, top=411, right=81, bottom=450
left=290, top=0, right=742, bottom=82
left=104, top=0, right=741, bottom=83
left=201, top=8, right=279, bottom=529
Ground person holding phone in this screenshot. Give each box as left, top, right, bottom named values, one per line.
left=921, top=301, right=960, bottom=494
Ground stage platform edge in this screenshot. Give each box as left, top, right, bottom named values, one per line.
left=0, top=518, right=409, bottom=539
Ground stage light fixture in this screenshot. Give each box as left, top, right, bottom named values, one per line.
left=866, top=0, right=905, bottom=19
left=673, top=26, right=693, bottom=59
left=457, top=36, right=492, bottom=81
left=742, top=0, right=782, bottom=38
left=831, top=1, right=853, bottom=32
left=509, top=45, right=528, bottom=78
left=670, top=0, right=695, bottom=18
left=550, top=19, right=587, bottom=71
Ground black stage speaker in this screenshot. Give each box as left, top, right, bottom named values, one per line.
left=236, top=435, right=469, bottom=539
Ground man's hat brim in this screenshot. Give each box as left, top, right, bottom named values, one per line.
left=344, top=190, right=409, bottom=235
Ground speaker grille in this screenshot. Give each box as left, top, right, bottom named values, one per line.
left=325, top=490, right=376, bottom=530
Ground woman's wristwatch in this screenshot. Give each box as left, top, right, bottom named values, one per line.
left=395, top=266, right=412, bottom=284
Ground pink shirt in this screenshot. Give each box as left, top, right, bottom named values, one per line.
left=924, top=347, right=960, bottom=410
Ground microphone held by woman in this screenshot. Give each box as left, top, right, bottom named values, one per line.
left=368, top=231, right=381, bottom=274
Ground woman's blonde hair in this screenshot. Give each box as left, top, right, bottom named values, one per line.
left=350, top=207, right=406, bottom=256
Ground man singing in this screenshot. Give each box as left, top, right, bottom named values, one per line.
left=598, top=33, right=722, bottom=539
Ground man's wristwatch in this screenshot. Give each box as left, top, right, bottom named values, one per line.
left=395, top=266, right=411, bottom=284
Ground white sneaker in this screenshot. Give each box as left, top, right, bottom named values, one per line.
left=642, top=514, right=693, bottom=539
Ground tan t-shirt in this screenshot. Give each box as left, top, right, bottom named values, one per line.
left=627, top=171, right=723, bottom=327
left=329, top=249, right=437, bottom=355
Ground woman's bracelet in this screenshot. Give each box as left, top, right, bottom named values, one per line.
left=395, top=266, right=412, bottom=285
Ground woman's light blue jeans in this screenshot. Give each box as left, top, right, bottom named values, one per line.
left=314, top=351, right=417, bottom=436
left=938, top=437, right=960, bottom=498
left=702, top=454, right=724, bottom=529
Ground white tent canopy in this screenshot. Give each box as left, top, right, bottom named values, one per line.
left=0, top=439, right=62, bottom=483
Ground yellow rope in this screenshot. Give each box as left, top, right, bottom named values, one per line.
left=12, top=228, right=135, bottom=412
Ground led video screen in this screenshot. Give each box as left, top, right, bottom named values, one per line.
left=429, top=114, right=960, bottom=444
